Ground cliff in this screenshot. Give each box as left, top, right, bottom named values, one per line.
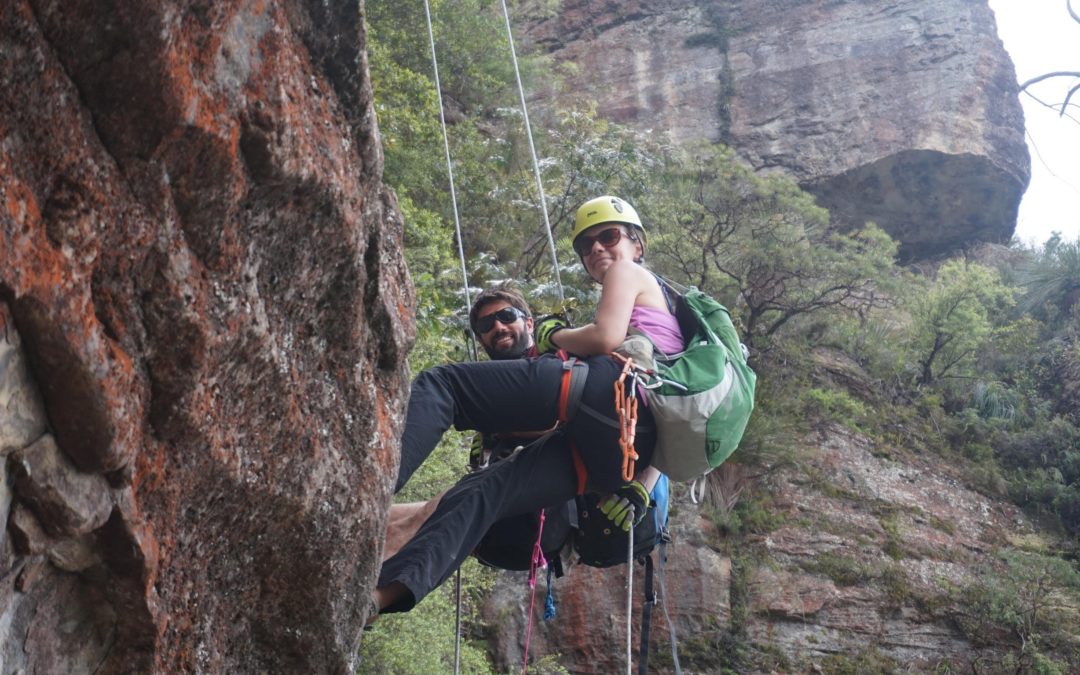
left=523, top=0, right=1031, bottom=260
left=0, top=1, right=411, bottom=671
left=480, top=422, right=1042, bottom=672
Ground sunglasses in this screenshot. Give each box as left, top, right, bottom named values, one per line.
left=573, top=227, right=631, bottom=258
left=474, top=306, right=528, bottom=334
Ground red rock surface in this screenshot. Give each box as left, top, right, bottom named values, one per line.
left=0, top=1, right=412, bottom=671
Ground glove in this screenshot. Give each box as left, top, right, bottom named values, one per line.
left=599, top=481, right=650, bottom=532
left=534, top=315, right=569, bottom=354
left=468, top=432, right=488, bottom=471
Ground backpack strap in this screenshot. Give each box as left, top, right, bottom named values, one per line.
left=653, top=273, right=678, bottom=315
left=557, top=355, right=589, bottom=423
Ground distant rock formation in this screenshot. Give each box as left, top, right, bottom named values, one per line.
left=524, top=0, right=1030, bottom=259
left=0, top=1, right=411, bottom=671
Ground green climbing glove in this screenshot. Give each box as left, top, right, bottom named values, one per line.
left=534, top=315, right=569, bottom=354
left=468, top=432, right=487, bottom=471
left=599, top=481, right=650, bottom=532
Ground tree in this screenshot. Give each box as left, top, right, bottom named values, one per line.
left=1017, top=234, right=1080, bottom=324
left=906, top=260, right=1016, bottom=385
left=645, top=147, right=898, bottom=347
left=1018, top=0, right=1080, bottom=124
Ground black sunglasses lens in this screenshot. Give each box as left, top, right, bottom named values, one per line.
left=476, top=307, right=521, bottom=333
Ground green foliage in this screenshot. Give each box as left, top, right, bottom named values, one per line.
left=904, top=260, right=1016, bottom=385
left=645, top=147, right=898, bottom=349
left=800, top=386, right=868, bottom=432
left=707, top=491, right=786, bottom=538
left=358, top=560, right=497, bottom=674
left=1017, top=234, right=1080, bottom=325
left=952, top=550, right=1080, bottom=671
left=816, top=646, right=901, bottom=674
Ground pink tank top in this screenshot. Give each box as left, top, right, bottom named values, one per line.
left=628, top=305, right=683, bottom=355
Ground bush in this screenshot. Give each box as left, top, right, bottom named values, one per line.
left=800, top=386, right=868, bottom=431
left=952, top=550, right=1080, bottom=670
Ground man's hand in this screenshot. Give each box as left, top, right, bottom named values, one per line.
left=534, top=315, right=569, bottom=354
left=599, top=481, right=650, bottom=532
left=468, top=432, right=489, bottom=471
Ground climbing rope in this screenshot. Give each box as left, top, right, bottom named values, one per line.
left=625, top=508, right=635, bottom=675
left=423, top=0, right=478, bottom=362
left=522, top=509, right=549, bottom=674
left=421, top=3, right=474, bottom=666
left=419, top=4, right=576, bottom=670
left=453, top=568, right=463, bottom=673
left=497, top=0, right=565, bottom=304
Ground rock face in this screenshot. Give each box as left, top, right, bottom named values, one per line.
left=524, top=0, right=1030, bottom=260
left=480, top=425, right=1039, bottom=672
left=0, top=1, right=412, bottom=672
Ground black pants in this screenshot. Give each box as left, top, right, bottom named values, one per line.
left=381, top=354, right=655, bottom=612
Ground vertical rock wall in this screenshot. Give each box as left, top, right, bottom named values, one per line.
left=0, top=1, right=412, bottom=671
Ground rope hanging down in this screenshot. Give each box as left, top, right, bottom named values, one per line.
left=423, top=0, right=478, bottom=362
left=420, top=4, right=573, bottom=671
left=498, top=0, right=566, bottom=304
left=422, top=3, right=473, bottom=666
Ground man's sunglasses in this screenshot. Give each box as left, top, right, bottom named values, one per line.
left=573, top=227, right=631, bottom=257
left=474, top=306, right=528, bottom=334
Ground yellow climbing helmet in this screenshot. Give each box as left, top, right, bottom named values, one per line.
left=572, top=195, right=646, bottom=246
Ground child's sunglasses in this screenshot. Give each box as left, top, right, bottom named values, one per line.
left=573, top=227, right=629, bottom=257
left=474, top=306, right=528, bottom=334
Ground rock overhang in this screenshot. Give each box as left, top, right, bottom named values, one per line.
left=803, top=149, right=1027, bottom=261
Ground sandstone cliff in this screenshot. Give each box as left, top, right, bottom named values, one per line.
left=0, top=1, right=411, bottom=671
left=524, top=0, right=1031, bottom=260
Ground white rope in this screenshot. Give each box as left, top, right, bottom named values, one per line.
left=423, top=0, right=478, bottom=361
left=422, top=4, right=474, bottom=667
left=625, top=510, right=635, bottom=675
left=497, top=0, right=565, bottom=304
left=453, top=568, right=463, bottom=675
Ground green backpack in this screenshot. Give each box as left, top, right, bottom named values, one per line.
left=639, top=281, right=757, bottom=482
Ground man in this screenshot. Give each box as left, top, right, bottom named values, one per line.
left=385, top=285, right=569, bottom=565
left=468, top=285, right=537, bottom=361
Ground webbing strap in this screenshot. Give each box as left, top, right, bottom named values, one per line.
left=558, top=357, right=589, bottom=423
left=568, top=439, right=587, bottom=496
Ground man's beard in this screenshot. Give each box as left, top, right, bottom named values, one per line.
left=486, top=330, right=531, bottom=360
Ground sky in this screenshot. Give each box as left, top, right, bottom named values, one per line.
left=988, top=0, right=1080, bottom=246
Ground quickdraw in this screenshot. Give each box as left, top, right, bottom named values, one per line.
left=612, top=352, right=640, bottom=482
